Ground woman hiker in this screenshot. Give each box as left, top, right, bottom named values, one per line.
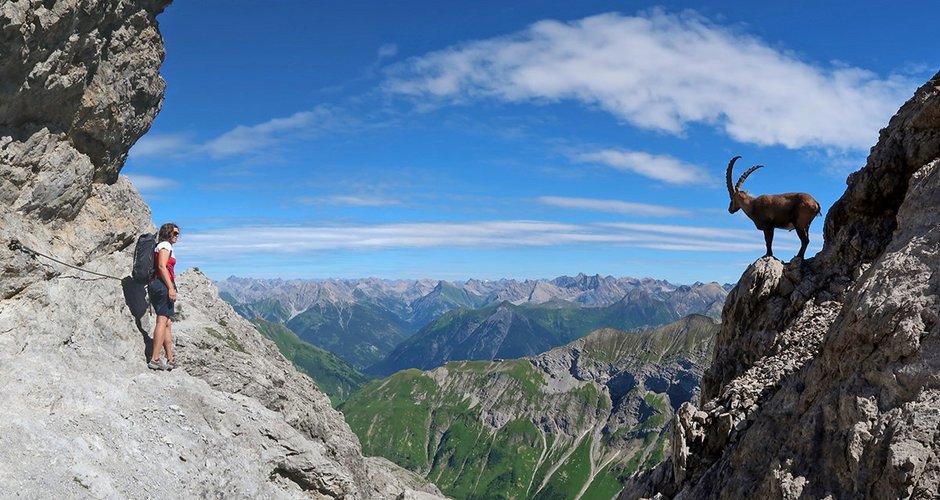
left=148, top=223, right=180, bottom=371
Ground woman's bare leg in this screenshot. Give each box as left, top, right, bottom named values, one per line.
left=163, top=318, right=174, bottom=362
left=151, top=315, right=168, bottom=361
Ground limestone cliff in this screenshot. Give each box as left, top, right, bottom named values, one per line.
left=0, top=2, right=441, bottom=498
left=621, top=71, right=940, bottom=498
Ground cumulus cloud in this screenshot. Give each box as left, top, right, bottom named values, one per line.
left=574, top=150, right=711, bottom=185
left=538, top=196, right=689, bottom=217
left=384, top=10, right=914, bottom=150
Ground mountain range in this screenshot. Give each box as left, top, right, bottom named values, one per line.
left=341, top=314, right=719, bottom=499
left=219, top=275, right=730, bottom=372
left=217, top=274, right=730, bottom=326
left=369, top=291, right=683, bottom=376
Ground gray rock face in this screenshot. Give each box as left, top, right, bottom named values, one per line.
left=0, top=1, right=444, bottom=498
left=621, top=71, right=940, bottom=499
left=0, top=260, right=442, bottom=498
left=1, top=0, right=164, bottom=299
left=0, top=0, right=169, bottom=181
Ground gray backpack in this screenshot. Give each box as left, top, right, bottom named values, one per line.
left=131, top=233, right=156, bottom=284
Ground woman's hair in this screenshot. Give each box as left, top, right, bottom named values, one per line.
left=157, top=223, right=179, bottom=243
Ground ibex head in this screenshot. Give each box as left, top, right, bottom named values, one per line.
left=726, top=155, right=763, bottom=214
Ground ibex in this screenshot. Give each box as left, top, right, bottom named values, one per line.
left=726, top=156, right=821, bottom=260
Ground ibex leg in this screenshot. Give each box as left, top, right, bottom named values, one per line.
left=796, top=227, right=810, bottom=259
left=763, top=228, right=774, bottom=258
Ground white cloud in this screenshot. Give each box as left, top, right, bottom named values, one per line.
left=378, top=43, right=399, bottom=59
left=129, top=134, right=192, bottom=159
left=296, top=195, right=404, bottom=207
left=601, top=221, right=822, bottom=253
left=384, top=10, right=914, bottom=150
left=601, top=222, right=761, bottom=241
left=125, top=174, right=178, bottom=192
left=202, top=108, right=333, bottom=158
left=184, top=221, right=584, bottom=255
left=574, top=150, right=711, bottom=185
left=179, top=219, right=817, bottom=261
left=131, top=107, right=343, bottom=163
left=538, top=196, right=689, bottom=217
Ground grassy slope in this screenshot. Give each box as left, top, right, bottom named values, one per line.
left=342, top=315, right=718, bottom=499
left=284, top=301, right=412, bottom=370
left=250, top=318, right=371, bottom=405
left=578, top=313, right=717, bottom=366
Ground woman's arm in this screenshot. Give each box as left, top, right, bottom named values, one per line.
left=155, top=248, right=177, bottom=302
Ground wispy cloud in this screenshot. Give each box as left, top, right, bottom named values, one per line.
left=601, top=222, right=758, bottom=241
left=202, top=108, right=335, bottom=158
left=378, top=43, right=399, bottom=59
left=384, top=10, right=914, bottom=150
left=128, top=106, right=345, bottom=161
left=184, top=221, right=588, bottom=256
left=573, top=150, right=711, bottom=185
left=295, top=194, right=404, bottom=207
left=600, top=222, right=822, bottom=252
left=125, top=174, right=178, bottom=192
left=538, top=196, right=689, bottom=217
left=129, top=134, right=193, bottom=160
left=179, top=219, right=817, bottom=260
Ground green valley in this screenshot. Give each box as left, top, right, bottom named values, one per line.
left=250, top=318, right=371, bottom=404
left=285, top=302, right=413, bottom=370
left=341, top=315, right=718, bottom=499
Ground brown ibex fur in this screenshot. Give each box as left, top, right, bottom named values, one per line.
left=726, top=156, right=821, bottom=259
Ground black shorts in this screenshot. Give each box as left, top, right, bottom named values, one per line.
left=148, top=279, right=175, bottom=317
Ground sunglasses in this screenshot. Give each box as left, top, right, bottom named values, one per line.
left=172, top=231, right=180, bottom=237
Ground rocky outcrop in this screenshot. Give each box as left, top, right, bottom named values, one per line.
left=1, top=0, right=165, bottom=299
left=0, top=1, right=442, bottom=497
left=621, top=71, right=940, bottom=499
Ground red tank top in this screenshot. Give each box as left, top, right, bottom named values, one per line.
left=154, top=242, right=176, bottom=282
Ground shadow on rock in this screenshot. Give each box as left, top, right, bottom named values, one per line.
left=121, top=277, right=153, bottom=360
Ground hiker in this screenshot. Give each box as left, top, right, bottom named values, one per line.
left=148, top=223, right=180, bottom=371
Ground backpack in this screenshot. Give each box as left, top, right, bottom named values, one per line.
left=131, top=233, right=157, bottom=284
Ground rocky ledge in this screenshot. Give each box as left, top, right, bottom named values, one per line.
left=621, top=72, right=940, bottom=498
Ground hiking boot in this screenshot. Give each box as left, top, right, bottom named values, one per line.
left=165, top=358, right=179, bottom=371
left=147, top=359, right=166, bottom=371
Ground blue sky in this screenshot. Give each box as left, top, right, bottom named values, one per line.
left=124, top=1, right=938, bottom=284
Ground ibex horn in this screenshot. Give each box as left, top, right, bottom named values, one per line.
left=726, top=156, right=741, bottom=197
left=735, top=164, right=764, bottom=192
